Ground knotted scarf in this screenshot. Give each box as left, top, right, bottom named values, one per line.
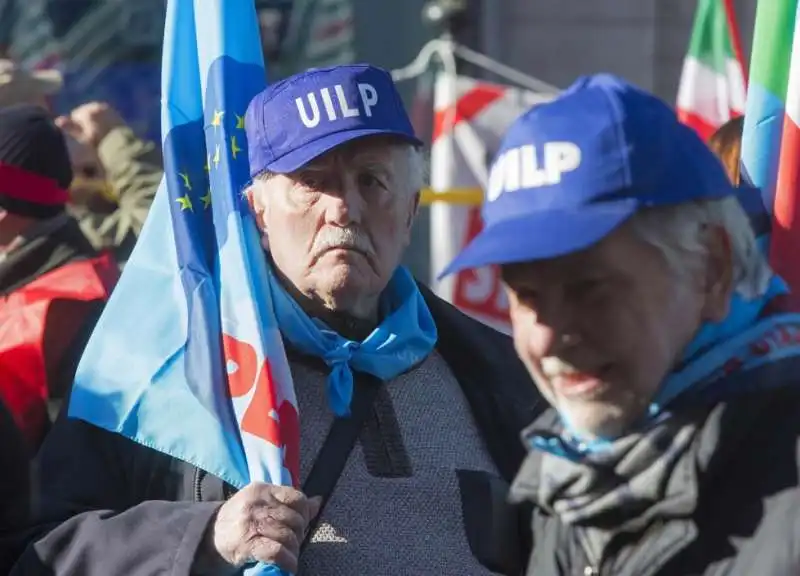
left=267, top=263, right=438, bottom=416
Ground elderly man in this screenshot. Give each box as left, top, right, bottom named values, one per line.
left=442, top=73, right=800, bottom=575
left=11, top=64, right=540, bottom=575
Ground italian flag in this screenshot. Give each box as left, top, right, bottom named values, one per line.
left=741, top=0, right=800, bottom=306
left=677, top=0, right=747, bottom=141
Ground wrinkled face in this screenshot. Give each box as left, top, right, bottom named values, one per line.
left=502, top=222, right=732, bottom=439
left=250, top=136, right=420, bottom=319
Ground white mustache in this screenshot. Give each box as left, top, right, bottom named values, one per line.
left=313, top=227, right=375, bottom=258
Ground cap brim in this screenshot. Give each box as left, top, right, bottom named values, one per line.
left=438, top=198, right=639, bottom=279
left=265, top=128, right=424, bottom=173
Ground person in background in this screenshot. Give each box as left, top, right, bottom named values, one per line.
left=442, top=74, right=800, bottom=575
left=56, top=101, right=162, bottom=264
left=0, top=104, right=118, bottom=450
left=0, top=58, right=161, bottom=263
left=707, top=115, right=744, bottom=185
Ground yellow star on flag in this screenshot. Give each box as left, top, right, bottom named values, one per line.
left=179, top=172, right=192, bottom=190
left=204, top=154, right=211, bottom=172
left=235, top=113, right=245, bottom=129
left=176, top=194, right=193, bottom=212
left=201, top=189, right=212, bottom=209
left=231, top=135, right=242, bottom=159
left=211, top=109, right=225, bottom=130
left=213, top=144, right=221, bottom=167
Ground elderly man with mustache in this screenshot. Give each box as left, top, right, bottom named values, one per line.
left=11, top=64, right=541, bottom=576
left=442, top=73, right=800, bottom=576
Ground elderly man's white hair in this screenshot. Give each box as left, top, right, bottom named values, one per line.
left=629, top=197, right=772, bottom=300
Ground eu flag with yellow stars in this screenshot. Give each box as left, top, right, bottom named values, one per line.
left=69, top=2, right=299, bottom=575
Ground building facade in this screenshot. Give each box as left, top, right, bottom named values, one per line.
left=479, top=0, right=756, bottom=103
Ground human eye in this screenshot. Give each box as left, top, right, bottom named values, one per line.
left=297, top=172, right=324, bottom=189
left=287, top=174, right=323, bottom=205
left=357, top=170, right=387, bottom=190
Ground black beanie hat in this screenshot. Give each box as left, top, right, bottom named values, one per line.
left=0, top=104, right=72, bottom=219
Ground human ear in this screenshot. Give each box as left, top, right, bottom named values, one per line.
left=407, top=190, right=420, bottom=230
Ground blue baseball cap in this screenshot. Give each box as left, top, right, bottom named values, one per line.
left=245, top=63, right=422, bottom=177
left=439, top=73, right=739, bottom=278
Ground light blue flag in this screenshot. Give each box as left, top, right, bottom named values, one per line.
left=70, top=1, right=299, bottom=575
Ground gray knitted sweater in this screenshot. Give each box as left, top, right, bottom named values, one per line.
left=295, top=350, right=502, bottom=575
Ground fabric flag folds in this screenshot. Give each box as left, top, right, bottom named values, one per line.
left=69, top=1, right=298, bottom=574
left=429, top=73, right=554, bottom=334
left=676, top=0, right=747, bottom=141
left=741, top=0, right=800, bottom=304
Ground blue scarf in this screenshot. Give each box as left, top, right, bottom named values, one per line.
left=267, top=264, right=438, bottom=416
left=650, top=275, right=790, bottom=412
left=544, top=275, right=800, bottom=457
left=514, top=275, right=800, bottom=543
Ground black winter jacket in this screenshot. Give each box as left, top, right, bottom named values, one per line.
left=515, top=358, right=800, bottom=576
left=10, top=286, right=543, bottom=575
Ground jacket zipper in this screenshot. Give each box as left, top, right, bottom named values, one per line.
left=194, top=468, right=204, bottom=502
left=194, top=468, right=234, bottom=502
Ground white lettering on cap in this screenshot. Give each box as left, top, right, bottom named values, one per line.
left=296, top=93, right=321, bottom=128
left=357, top=83, right=378, bottom=117
left=486, top=141, right=582, bottom=201
left=295, top=82, right=380, bottom=128
left=545, top=142, right=581, bottom=183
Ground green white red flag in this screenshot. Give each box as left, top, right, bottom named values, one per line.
left=741, top=0, right=800, bottom=305
left=677, top=0, right=747, bottom=141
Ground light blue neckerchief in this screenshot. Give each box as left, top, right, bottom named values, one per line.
left=266, top=263, right=438, bottom=416
left=537, top=275, right=794, bottom=458
left=650, top=275, right=789, bottom=413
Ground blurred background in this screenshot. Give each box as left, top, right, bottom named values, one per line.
left=0, top=0, right=758, bottom=324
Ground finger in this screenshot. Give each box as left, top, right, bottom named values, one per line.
left=267, top=486, right=320, bottom=526
left=253, top=516, right=300, bottom=557
left=249, top=538, right=298, bottom=574
left=266, top=485, right=306, bottom=511
left=290, top=494, right=322, bottom=526
left=55, top=116, right=79, bottom=135
left=237, top=481, right=274, bottom=508
left=252, top=503, right=306, bottom=536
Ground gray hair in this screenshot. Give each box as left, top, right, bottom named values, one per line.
left=628, top=197, right=771, bottom=299
left=253, top=144, right=426, bottom=197
left=405, top=145, right=426, bottom=195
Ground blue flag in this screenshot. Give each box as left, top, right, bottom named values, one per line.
left=70, top=2, right=299, bottom=575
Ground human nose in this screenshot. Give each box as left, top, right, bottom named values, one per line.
left=521, top=291, right=580, bottom=359
left=324, top=174, right=364, bottom=226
